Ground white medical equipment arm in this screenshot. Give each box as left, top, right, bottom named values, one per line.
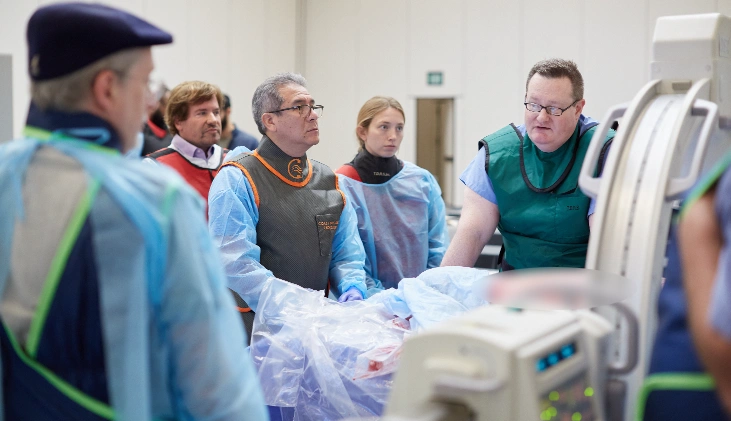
left=578, top=13, right=731, bottom=421
left=382, top=13, right=731, bottom=421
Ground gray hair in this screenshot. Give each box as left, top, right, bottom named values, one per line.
left=251, top=72, right=308, bottom=135
left=31, top=48, right=145, bottom=111
left=525, top=58, right=584, bottom=102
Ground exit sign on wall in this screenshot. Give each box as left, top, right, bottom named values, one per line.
left=427, top=71, right=443, bottom=86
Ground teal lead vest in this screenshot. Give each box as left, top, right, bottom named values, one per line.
left=480, top=122, right=613, bottom=269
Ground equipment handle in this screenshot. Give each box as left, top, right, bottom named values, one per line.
left=608, top=302, right=639, bottom=375
left=666, top=99, right=719, bottom=198
left=578, top=104, right=627, bottom=198
left=578, top=79, right=662, bottom=199
left=433, top=375, right=504, bottom=398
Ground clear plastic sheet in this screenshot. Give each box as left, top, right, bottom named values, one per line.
left=250, top=267, right=490, bottom=420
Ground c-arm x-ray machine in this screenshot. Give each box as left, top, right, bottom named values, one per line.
left=381, top=13, right=731, bottom=421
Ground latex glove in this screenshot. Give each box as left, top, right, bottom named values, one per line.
left=338, top=286, right=363, bottom=302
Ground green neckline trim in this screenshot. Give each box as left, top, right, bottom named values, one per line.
left=3, top=324, right=114, bottom=419
left=679, top=149, right=731, bottom=221
left=636, top=372, right=715, bottom=421
left=26, top=178, right=101, bottom=357
left=23, top=126, right=73, bottom=142
left=23, top=126, right=119, bottom=156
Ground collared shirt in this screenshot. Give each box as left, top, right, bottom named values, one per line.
left=169, top=134, right=223, bottom=169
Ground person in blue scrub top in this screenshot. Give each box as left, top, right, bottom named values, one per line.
left=694, top=159, right=731, bottom=416
left=220, top=94, right=260, bottom=151
left=208, top=73, right=368, bottom=337
left=336, top=96, right=448, bottom=295
left=642, top=153, right=731, bottom=420
left=0, top=3, right=268, bottom=420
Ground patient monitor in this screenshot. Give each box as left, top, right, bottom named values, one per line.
left=384, top=305, right=631, bottom=421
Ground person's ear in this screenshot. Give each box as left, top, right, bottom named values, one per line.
left=90, top=69, right=118, bottom=112
left=262, top=112, right=276, bottom=133
left=356, top=125, right=367, bottom=142
left=574, top=99, right=586, bottom=117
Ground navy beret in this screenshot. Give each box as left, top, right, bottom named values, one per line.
left=27, top=2, right=173, bottom=81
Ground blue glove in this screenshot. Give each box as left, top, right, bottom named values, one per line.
left=338, top=286, right=363, bottom=302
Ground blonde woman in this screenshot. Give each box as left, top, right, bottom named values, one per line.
left=336, top=96, right=448, bottom=294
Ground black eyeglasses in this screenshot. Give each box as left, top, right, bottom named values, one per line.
left=524, top=99, right=580, bottom=116
left=268, top=104, right=324, bottom=118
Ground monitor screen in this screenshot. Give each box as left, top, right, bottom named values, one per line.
left=536, top=341, right=578, bottom=373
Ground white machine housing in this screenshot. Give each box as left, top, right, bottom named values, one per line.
left=652, top=13, right=731, bottom=122
left=383, top=12, right=731, bottom=421
left=384, top=306, right=613, bottom=421
left=579, top=12, right=731, bottom=421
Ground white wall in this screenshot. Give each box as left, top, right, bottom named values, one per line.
left=2, top=0, right=731, bottom=203
left=0, top=54, right=12, bottom=143
left=0, top=0, right=297, bottom=141
left=301, top=0, right=413, bottom=167
left=301, top=0, right=728, bottom=206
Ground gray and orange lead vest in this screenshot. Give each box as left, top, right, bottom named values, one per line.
left=223, top=137, right=346, bottom=297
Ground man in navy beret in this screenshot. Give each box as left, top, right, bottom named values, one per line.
left=0, top=3, right=268, bottom=420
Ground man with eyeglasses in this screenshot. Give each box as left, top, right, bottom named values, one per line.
left=208, top=72, right=368, bottom=337
left=442, top=58, right=614, bottom=270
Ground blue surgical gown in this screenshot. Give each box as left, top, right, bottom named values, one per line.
left=0, top=126, right=268, bottom=421
left=338, top=161, right=449, bottom=292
